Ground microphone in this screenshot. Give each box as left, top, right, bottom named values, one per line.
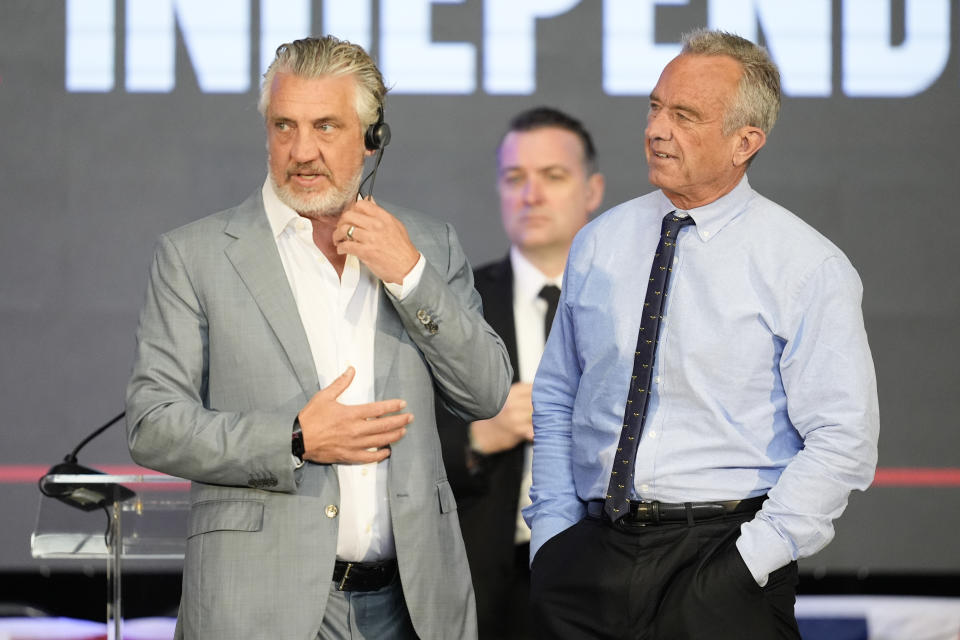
left=360, top=142, right=388, bottom=200
left=38, top=411, right=135, bottom=511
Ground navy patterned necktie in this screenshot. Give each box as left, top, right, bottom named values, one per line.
left=604, top=211, right=695, bottom=521
left=539, top=284, right=561, bottom=341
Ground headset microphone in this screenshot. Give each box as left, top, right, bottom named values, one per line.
left=359, top=105, right=391, bottom=199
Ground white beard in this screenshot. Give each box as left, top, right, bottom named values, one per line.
left=270, top=164, right=363, bottom=219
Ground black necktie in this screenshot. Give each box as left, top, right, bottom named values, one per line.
left=604, top=211, right=695, bottom=521
left=539, top=284, right=561, bottom=341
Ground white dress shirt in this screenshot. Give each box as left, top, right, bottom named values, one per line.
left=262, top=179, right=425, bottom=561
left=509, top=246, right=562, bottom=544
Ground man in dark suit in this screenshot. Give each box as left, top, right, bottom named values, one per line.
left=439, top=107, right=605, bottom=639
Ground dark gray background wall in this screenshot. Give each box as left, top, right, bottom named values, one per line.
left=2, top=0, right=958, bottom=575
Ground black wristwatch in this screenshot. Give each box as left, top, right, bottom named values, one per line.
left=292, top=417, right=305, bottom=462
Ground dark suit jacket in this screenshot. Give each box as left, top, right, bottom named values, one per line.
left=438, top=255, right=528, bottom=638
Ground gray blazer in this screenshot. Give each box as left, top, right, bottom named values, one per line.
left=126, top=191, right=512, bottom=639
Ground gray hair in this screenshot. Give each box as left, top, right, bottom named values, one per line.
left=258, top=36, right=387, bottom=130
left=681, top=29, right=781, bottom=136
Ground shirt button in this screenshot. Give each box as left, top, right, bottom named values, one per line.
left=703, top=230, right=711, bottom=238
left=654, top=376, right=661, bottom=384
left=648, top=431, right=657, bottom=439
left=361, top=467, right=369, bottom=476
left=640, top=484, right=649, bottom=492
left=325, top=505, right=339, bottom=518
left=673, top=257, right=678, bottom=265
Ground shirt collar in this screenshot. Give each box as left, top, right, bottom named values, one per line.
left=262, top=177, right=300, bottom=238
left=659, top=175, right=754, bottom=243
left=510, top=245, right=562, bottom=302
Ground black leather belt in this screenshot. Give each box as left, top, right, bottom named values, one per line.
left=332, top=558, right=398, bottom=592
left=587, top=495, right=766, bottom=529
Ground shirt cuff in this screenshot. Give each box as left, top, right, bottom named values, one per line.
left=736, top=516, right=796, bottom=587
left=526, top=514, right=580, bottom=567
left=383, top=253, right=425, bottom=300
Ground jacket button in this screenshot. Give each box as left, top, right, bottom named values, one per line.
left=416, top=309, right=431, bottom=324
left=325, top=504, right=339, bottom=518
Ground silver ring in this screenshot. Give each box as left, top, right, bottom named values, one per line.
left=346, top=225, right=355, bottom=240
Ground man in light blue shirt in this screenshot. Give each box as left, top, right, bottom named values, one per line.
left=524, top=29, right=879, bottom=639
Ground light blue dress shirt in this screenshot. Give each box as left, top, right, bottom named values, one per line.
left=524, top=177, right=879, bottom=584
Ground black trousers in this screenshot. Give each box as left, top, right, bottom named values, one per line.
left=529, top=512, right=800, bottom=639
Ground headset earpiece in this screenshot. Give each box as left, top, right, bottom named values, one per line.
left=364, top=106, right=391, bottom=151
left=359, top=105, right=391, bottom=198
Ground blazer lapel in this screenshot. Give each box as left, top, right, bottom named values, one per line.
left=223, top=192, right=319, bottom=396
left=374, top=286, right=405, bottom=399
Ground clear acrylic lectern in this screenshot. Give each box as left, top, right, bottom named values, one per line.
left=31, top=473, right=188, bottom=640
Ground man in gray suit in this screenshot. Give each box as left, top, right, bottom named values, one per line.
left=126, top=36, right=511, bottom=640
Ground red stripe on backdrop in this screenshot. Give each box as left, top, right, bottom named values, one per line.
left=3, top=465, right=960, bottom=487
left=871, top=468, right=960, bottom=487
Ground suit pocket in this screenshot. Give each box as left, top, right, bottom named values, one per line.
left=437, top=480, right=458, bottom=514
left=188, top=499, right=264, bottom=537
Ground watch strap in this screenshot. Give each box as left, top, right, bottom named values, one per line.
left=292, top=417, right=305, bottom=461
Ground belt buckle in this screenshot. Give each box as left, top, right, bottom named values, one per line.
left=633, top=500, right=660, bottom=525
